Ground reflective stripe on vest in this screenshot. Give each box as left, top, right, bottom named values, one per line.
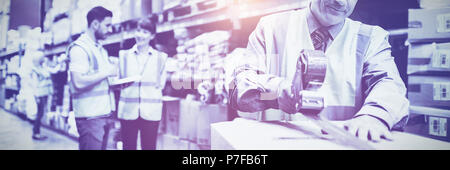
left=130, top=82, right=159, bottom=87
left=119, top=97, right=162, bottom=103
left=118, top=82, right=163, bottom=104
left=72, top=89, right=109, bottom=99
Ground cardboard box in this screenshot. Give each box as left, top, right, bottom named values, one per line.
left=158, top=106, right=167, bottom=135
left=188, top=141, right=200, bottom=150
left=51, top=18, right=71, bottom=45
left=196, top=104, right=228, bottom=146
left=408, top=8, right=450, bottom=42
left=178, top=99, right=200, bottom=141
left=408, top=43, right=450, bottom=74
left=213, top=118, right=450, bottom=149
left=164, top=100, right=180, bottom=136
left=427, top=115, right=448, bottom=139
left=178, top=98, right=229, bottom=145
left=404, top=114, right=450, bottom=142
left=419, top=0, right=450, bottom=9
left=408, top=75, right=450, bottom=108
left=158, top=134, right=189, bottom=150
left=197, top=144, right=211, bottom=150
left=104, top=122, right=121, bottom=150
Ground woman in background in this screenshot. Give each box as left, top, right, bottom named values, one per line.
left=30, top=51, right=53, bottom=140
left=117, top=17, right=168, bottom=150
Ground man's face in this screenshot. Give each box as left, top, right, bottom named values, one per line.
left=311, top=0, right=358, bottom=26
left=94, top=17, right=112, bottom=40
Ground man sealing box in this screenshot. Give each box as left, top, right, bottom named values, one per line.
left=230, top=0, right=410, bottom=142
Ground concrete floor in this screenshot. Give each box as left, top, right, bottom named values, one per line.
left=0, top=108, right=78, bottom=150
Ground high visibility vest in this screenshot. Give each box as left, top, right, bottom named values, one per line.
left=117, top=46, right=168, bottom=121
left=67, top=34, right=115, bottom=118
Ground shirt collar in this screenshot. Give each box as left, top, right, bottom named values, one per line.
left=306, top=4, right=345, bottom=40
left=132, top=44, right=155, bottom=56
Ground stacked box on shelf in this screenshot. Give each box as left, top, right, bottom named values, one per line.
left=405, top=106, right=450, bottom=142
left=408, top=8, right=450, bottom=43
left=164, top=0, right=227, bottom=22
left=408, top=8, right=450, bottom=108
left=408, top=75, right=450, bottom=108
left=157, top=134, right=189, bottom=150
left=426, top=115, right=449, bottom=142
left=407, top=7, right=450, bottom=141
left=159, top=97, right=228, bottom=150
left=419, top=0, right=450, bottom=9
left=179, top=98, right=200, bottom=142
left=407, top=43, right=450, bottom=74
left=196, top=103, right=228, bottom=146
left=164, top=99, right=181, bottom=136
left=51, top=14, right=71, bottom=45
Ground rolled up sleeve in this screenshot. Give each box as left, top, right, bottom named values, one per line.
left=68, top=45, right=89, bottom=74
left=355, top=27, right=410, bottom=130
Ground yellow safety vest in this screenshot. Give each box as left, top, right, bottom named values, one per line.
left=67, top=34, right=115, bottom=118
left=117, top=46, right=167, bottom=121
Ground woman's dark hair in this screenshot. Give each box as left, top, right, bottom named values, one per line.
left=87, top=6, right=113, bottom=27
left=137, top=15, right=158, bottom=48
left=137, top=16, right=157, bottom=34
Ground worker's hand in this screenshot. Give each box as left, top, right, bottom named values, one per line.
left=277, top=80, right=298, bottom=114
left=343, top=115, right=393, bottom=142
left=110, top=82, right=134, bottom=91
left=34, top=97, right=41, bottom=104
left=104, top=64, right=118, bottom=77
left=121, top=82, right=134, bottom=89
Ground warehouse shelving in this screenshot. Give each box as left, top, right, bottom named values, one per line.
left=156, top=0, right=309, bottom=33
left=0, top=50, right=19, bottom=60
left=4, top=85, right=18, bottom=91
left=44, top=43, right=69, bottom=56
left=101, top=30, right=137, bottom=46
left=388, top=28, right=409, bottom=36
left=43, top=0, right=309, bottom=55
left=44, top=30, right=138, bottom=56
left=410, top=105, right=450, bottom=118
left=165, top=0, right=228, bottom=21
left=405, top=6, right=450, bottom=142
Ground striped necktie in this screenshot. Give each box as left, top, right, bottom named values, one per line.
left=310, top=28, right=331, bottom=52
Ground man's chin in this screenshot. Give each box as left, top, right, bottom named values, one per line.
left=322, top=16, right=345, bottom=26
left=95, top=34, right=108, bottom=41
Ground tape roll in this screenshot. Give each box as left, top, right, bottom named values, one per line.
left=301, top=50, right=327, bottom=90
left=293, top=49, right=328, bottom=111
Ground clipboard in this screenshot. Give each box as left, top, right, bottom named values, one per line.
left=110, top=75, right=142, bottom=86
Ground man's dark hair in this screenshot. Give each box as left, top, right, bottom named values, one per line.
left=87, top=6, right=113, bottom=27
